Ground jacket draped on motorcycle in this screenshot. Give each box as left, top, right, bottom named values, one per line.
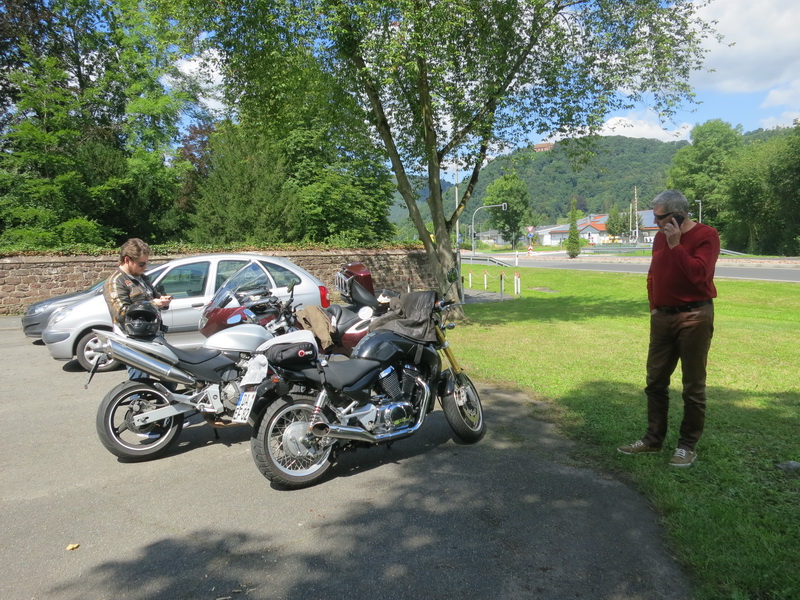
left=368, top=291, right=438, bottom=342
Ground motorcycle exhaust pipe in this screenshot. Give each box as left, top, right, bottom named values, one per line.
left=311, top=379, right=431, bottom=444
left=105, top=339, right=197, bottom=386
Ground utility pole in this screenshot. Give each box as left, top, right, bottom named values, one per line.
left=633, top=186, right=639, bottom=245
left=471, top=203, right=507, bottom=257
left=454, top=165, right=463, bottom=303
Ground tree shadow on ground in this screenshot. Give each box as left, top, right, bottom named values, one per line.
left=50, top=384, right=693, bottom=600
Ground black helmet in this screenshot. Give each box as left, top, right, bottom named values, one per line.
left=124, top=300, right=161, bottom=338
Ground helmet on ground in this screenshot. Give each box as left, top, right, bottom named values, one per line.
left=124, top=300, right=161, bottom=338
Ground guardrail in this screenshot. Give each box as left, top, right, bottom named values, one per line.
left=461, top=254, right=513, bottom=267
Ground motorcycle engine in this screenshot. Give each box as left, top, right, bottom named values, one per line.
left=221, top=381, right=242, bottom=411
left=357, top=363, right=421, bottom=434
left=379, top=401, right=414, bottom=430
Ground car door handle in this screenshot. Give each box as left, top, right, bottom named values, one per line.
left=191, top=302, right=205, bottom=308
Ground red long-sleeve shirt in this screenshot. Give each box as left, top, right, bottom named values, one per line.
left=647, top=223, right=720, bottom=310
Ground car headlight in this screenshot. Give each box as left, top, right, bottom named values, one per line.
left=26, top=302, right=52, bottom=316
left=48, top=305, right=74, bottom=326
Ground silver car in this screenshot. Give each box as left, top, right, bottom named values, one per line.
left=22, top=281, right=104, bottom=338
left=42, top=253, right=329, bottom=372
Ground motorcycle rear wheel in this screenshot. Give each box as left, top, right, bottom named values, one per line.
left=96, top=380, right=184, bottom=461
left=442, top=373, right=486, bottom=443
left=251, top=397, right=333, bottom=489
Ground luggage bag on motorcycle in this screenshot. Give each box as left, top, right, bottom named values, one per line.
left=266, top=341, right=317, bottom=368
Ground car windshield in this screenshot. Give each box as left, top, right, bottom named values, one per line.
left=207, top=261, right=273, bottom=310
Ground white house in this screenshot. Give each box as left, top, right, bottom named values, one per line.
left=533, top=211, right=661, bottom=246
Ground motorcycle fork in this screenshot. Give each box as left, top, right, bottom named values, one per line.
left=436, top=327, right=463, bottom=375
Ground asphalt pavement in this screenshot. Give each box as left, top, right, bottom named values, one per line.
left=0, top=315, right=692, bottom=600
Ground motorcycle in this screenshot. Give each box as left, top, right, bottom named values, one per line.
left=92, top=294, right=320, bottom=462
left=334, top=260, right=397, bottom=314
left=249, top=285, right=486, bottom=489
left=201, top=260, right=391, bottom=356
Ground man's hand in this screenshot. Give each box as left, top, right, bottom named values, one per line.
left=664, top=217, right=683, bottom=249
left=153, top=295, right=172, bottom=309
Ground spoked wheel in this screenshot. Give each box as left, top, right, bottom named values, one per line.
left=96, top=381, right=184, bottom=461
left=441, top=373, right=486, bottom=443
left=251, top=397, right=334, bottom=489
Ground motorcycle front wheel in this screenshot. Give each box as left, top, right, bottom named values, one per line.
left=251, top=397, right=333, bottom=489
left=96, top=380, right=184, bottom=461
left=441, top=373, right=486, bottom=443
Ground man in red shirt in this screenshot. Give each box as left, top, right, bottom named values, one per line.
left=618, top=190, right=720, bottom=467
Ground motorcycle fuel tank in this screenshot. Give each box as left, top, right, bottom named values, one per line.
left=352, top=330, right=440, bottom=373
left=205, top=323, right=274, bottom=353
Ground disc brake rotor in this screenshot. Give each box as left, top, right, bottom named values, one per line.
left=456, top=385, right=479, bottom=419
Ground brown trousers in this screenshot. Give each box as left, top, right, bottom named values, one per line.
left=642, top=303, right=714, bottom=452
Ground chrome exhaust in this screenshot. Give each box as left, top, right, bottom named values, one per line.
left=311, top=379, right=431, bottom=444
left=105, top=339, right=196, bottom=386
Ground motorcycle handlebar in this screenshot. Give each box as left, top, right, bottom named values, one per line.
left=435, top=299, right=457, bottom=311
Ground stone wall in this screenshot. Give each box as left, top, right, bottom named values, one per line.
left=0, top=249, right=435, bottom=315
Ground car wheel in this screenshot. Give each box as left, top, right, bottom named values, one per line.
left=76, top=330, right=120, bottom=372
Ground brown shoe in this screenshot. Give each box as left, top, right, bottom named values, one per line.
left=668, top=448, right=697, bottom=467
left=617, top=440, right=661, bottom=455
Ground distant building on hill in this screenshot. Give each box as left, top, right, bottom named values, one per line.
left=533, top=142, right=554, bottom=152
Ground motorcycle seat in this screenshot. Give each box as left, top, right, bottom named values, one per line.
left=325, top=305, right=363, bottom=337
left=169, top=345, right=221, bottom=365
left=350, top=280, right=381, bottom=309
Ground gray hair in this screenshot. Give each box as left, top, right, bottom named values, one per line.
left=652, top=190, right=690, bottom=214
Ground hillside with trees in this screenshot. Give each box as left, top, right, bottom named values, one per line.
left=389, top=135, right=688, bottom=239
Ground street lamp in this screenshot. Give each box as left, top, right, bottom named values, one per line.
left=471, top=203, right=507, bottom=257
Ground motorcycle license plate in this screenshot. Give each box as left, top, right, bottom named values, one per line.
left=232, top=391, right=256, bottom=423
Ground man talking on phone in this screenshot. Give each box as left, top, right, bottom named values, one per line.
left=617, top=190, right=720, bottom=467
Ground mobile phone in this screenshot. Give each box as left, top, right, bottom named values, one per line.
left=674, top=214, right=685, bottom=225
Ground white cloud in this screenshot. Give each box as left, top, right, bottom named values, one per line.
left=761, top=79, right=800, bottom=109
left=599, top=114, right=692, bottom=142
left=175, top=51, right=227, bottom=114
left=694, top=0, right=800, bottom=93
left=759, top=112, right=800, bottom=130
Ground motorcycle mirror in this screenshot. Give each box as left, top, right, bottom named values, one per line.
left=287, top=277, right=301, bottom=294
left=446, top=267, right=459, bottom=283
left=357, top=306, right=374, bottom=320
left=226, top=313, right=243, bottom=325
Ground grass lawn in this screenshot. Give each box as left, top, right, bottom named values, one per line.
left=453, top=265, right=800, bottom=599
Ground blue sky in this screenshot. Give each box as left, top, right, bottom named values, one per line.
left=597, top=0, right=800, bottom=142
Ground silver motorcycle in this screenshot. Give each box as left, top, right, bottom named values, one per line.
left=93, top=300, right=319, bottom=461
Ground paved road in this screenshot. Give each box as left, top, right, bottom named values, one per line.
left=462, top=252, right=800, bottom=283
left=0, top=317, right=691, bottom=600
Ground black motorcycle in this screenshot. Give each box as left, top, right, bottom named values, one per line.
left=250, top=289, right=485, bottom=489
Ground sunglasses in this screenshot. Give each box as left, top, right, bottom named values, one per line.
left=127, top=257, right=148, bottom=268
left=653, top=212, right=673, bottom=221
